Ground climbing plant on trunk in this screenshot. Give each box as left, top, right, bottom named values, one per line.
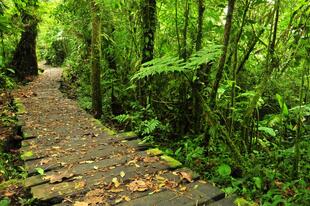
left=90, top=0, right=102, bottom=118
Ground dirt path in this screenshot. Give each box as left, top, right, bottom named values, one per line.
left=13, top=64, right=234, bottom=206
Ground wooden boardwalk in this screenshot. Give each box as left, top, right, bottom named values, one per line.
left=14, top=65, right=235, bottom=205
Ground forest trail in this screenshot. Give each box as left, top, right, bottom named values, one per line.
left=13, top=64, right=234, bottom=206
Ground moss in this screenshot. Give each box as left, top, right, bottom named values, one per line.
left=92, top=119, right=116, bottom=135
left=21, top=151, right=33, bottom=160
left=161, top=155, right=182, bottom=168
left=146, top=148, right=163, bottom=156
left=14, top=98, right=26, bottom=114
left=122, top=131, right=136, bottom=138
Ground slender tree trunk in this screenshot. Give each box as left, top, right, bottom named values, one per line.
left=244, top=0, right=280, bottom=119
left=90, top=0, right=102, bottom=118
left=209, top=0, right=236, bottom=109
left=175, top=0, right=181, bottom=56
left=181, top=0, right=190, bottom=60
left=192, top=0, right=205, bottom=133
left=229, top=0, right=249, bottom=139
left=0, top=32, right=5, bottom=59
left=196, top=0, right=205, bottom=51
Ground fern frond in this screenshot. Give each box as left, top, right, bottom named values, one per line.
left=131, top=43, right=222, bottom=81
left=184, top=44, right=222, bottom=70
left=131, top=56, right=185, bottom=81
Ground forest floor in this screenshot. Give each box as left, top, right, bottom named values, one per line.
left=10, top=64, right=236, bottom=205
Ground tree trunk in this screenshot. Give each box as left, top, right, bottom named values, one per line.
left=141, top=0, right=157, bottom=64
left=181, top=0, right=190, bottom=60
left=192, top=0, right=205, bottom=133
left=90, top=0, right=102, bottom=118
left=209, top=0, right=236, bottom=109
left=11, top=13, right=38, bottom=80
left=139, top=0, right=157, bottom=106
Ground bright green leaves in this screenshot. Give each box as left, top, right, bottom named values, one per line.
left=258, top=126, right=276, bottom=137
left=21, top=151, right=33, bottom=160
left=217, top=164, right=231, bottom=177
left=253, top=176, right=263, bottom=189
left=276, top=94, right=288, bottom=116
left=0, top=198, right=10, bottom=206
left=35, top=167, right=45, bottom=176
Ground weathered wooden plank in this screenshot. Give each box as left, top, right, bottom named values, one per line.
left=30, top=161, right=170, bottom=202
left=207, top=196, right=236, bottom=206
left=23, top=139, right=142, bottom=167
left=117, top=181, right=225, bottom=206
left=24, top=142, right=137, bottom=173
left=25, top=151, right=147, bottom=187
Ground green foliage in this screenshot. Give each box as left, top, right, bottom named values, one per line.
left=0, top=198, right=10, bottom=206
left=132, top=45, right=222, bottom=81
left=217, top=164, right=232, bottom=177
left=37, top=0, right=310, bottom=205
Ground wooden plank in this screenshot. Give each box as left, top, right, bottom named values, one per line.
left=24, top=142, right=137, bottom=173
left=23, top=139, right=142, bottom=166
left=56, top=167, right=201, bottom=205
left=30, top=161, right=170, bottom=202
left=117, top=181, right=225, bottom=206
left=207, top=196, right=236, bottom=206
left=25, top=151, right=147, bottom=187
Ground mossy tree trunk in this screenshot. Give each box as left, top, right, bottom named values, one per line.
left=141, top=0, right=156, bottom=64
left=139, top=0, right=157, bottom=106
left=11, top=13, right=38, bottom=80
left=90, top=0, right=102, bottom=118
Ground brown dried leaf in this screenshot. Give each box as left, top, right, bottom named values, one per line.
left=179, top=171, right=193, bottom=182
left=73, top=201, right=88, bottom=206
left=44, top=170, right=74, bottom=184
left=109, top=188, right=124, bottom=193
left=127, top=180, right=149, bottom=192
left=75, top=180, right=86, bottom=189
left=143, top=156, right=160, bottom=163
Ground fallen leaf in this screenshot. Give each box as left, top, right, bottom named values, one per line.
left=123, top=196, right=131, bottom=201
left=109, top=188, right=124, bottom=193
left=75, top=180, right=86, bottom=189
left=4, top=191, right=14, bottom=197
left=179, top=186, right=187, bottom=192
left=179, top=171, right=193, bottom=182
left=112, top=177, right=121, bottom=188
left=120, top=171, right=126, bottom=178
left=44, top=170, right=74, bottom=184
left=143, top=156, right=160, bottom=163
left=127, top=180, right=149, bottom=192
left=115, top=198, right=123, bottom=204
left=80, top=160, right=94, bottom=164
left=73, top=201, right=88, bottom=206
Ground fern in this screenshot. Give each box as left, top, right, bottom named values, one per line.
left=114, top=114, right=130, bottom=123
left=131, top=44, right=222, bottom=81
left=141, top=119, right=161, bottom=135
left=131, top=56, right=185, bottom=81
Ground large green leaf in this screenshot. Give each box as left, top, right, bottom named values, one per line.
left=258, top=127, right=276, bottom=137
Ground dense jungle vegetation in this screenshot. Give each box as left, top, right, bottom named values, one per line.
left=0, top=0, right=309, bottom=205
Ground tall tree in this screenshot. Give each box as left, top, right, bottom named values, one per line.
left=209, top=0, right=236, bottom=108
left=11, top=1, right=39, bottom=80
left=90, top=0, right=102, bottom=118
